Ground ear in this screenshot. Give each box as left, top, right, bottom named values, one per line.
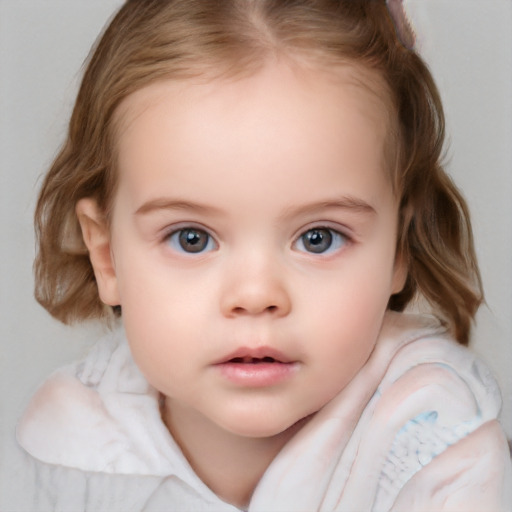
left=76, top=198, right=121, bottom=306
left=391, top=249, right=408, bottom=295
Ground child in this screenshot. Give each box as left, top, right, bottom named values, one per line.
left=15, top=0, right=511, bottom=510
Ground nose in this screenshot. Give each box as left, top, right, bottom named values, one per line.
left=220, top=259, right=292, bottom=318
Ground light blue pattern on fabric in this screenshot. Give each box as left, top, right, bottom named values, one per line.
left=375, top=409, right=482, bottom=510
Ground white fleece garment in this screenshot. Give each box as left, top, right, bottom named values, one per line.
left=14, top=312, right=512, bottom=511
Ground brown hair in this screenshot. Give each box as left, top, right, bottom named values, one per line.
left=34, top=0, right=482, bottom=344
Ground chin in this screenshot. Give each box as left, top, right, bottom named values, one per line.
left=219, top=411, right=315, bottom=439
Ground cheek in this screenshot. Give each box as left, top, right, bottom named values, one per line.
left=116, top=264, right=213, bottom=376
left=122, top=308, right=192, bottom=395
left=304, top=259, right=394, bottom=315
left=302, top=269, right=391, bottom=353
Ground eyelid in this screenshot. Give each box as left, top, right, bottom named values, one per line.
left=292, top=221, right=354, bottom=244
left=160, top=221, right=216, bottom=240
left=160, top=222, right=219, bottom=252
left=291, top=223, right=354, bottom=256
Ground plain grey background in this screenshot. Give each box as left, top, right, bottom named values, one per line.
left=1, top=0, right=511, bottom=500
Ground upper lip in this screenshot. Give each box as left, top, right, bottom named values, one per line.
left=214, top=346, right=294, bottom=365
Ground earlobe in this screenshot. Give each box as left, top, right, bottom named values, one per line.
left=76, top=198, right=121, bottom=306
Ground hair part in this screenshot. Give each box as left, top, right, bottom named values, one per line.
left=34, top=0, right=482, bottom=343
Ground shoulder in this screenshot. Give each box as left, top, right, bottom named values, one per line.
left=374, top=313, right=503, bottom=469
left=16, top=328, right=147, bottom=471
left=391, top=419, right=512, bottom=511
left=367, top=312, right=510, bottom=509
left=377, top=312, right=502, bottom=425
left=16, top=327, right=184, bottom=476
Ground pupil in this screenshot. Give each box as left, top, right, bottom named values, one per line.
left=179, top=229, right=207, bottom=253
left=304, top=229, right=332, bottom=253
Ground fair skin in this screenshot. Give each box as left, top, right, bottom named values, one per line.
left=77, top=60, right=406, bottom=507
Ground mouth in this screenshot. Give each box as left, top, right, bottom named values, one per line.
left=216, top=346, right=294, bottom=365
left=229, top=356, right=280, bottom=364
left=213, top=347, right=298, bottom=387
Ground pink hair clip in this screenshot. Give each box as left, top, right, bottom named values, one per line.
left=386, top=0, right=416, bottom=50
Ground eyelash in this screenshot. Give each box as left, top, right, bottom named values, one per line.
left=161, top=224, right=352, bottom=256
left=163, top=226, right=217, bottom=254
left=292, top=226, right=351, bottom=255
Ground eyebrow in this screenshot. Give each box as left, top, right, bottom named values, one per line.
left=135, top=195, right=376, bottom=218
left=280, top=196, right=376, bottom=219
left=135, top=198, right=224, bottom=216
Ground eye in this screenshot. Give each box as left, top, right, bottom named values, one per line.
left=294, top=227, right=348, bottom=255
left=166, top=228, right=216, bottom=254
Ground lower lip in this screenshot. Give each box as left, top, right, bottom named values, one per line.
left=215, top=362, right=298, bottom=387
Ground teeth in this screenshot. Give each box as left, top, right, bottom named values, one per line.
left=230, top=356, right=277, bottom=364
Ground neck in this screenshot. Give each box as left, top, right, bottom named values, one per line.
left=162, top=398, right=307, bottom=508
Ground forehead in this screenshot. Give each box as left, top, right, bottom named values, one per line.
left=111, top=60, right=395, bottom=209
left=114, top=59, right=393, bottom=148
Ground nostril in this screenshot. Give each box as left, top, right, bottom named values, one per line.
left=230, top=305, right=279, bottom=315
left=222, top=286, right=291, bottom=317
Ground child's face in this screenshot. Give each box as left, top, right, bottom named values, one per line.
left=86, top=62, right=405, bottom=438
